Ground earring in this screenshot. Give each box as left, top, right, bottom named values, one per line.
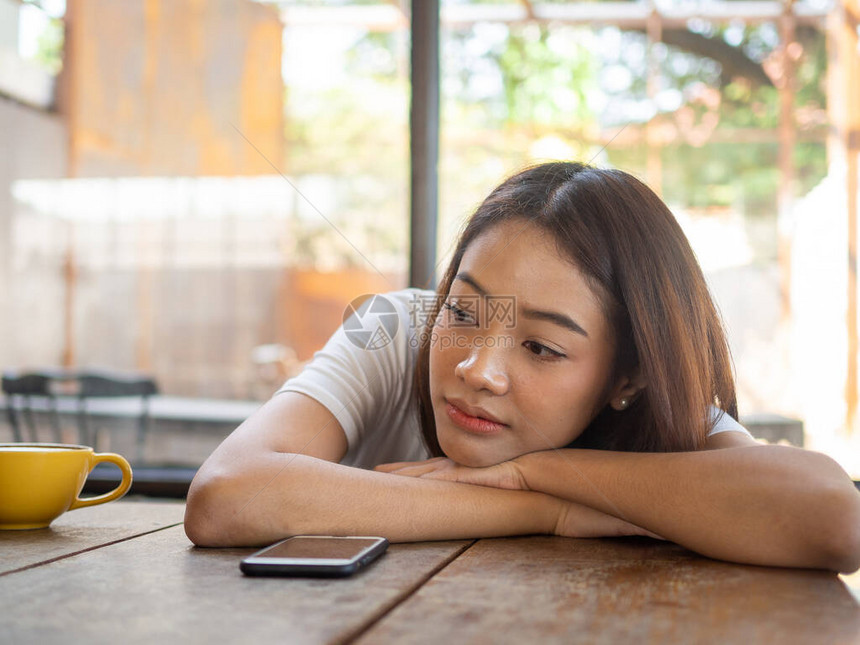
left=618, top=398, right=629, bottom=410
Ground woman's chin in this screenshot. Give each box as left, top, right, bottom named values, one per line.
left=452, top=454, right=497, bottom=468
left=437, top=436, right=512, bottom=468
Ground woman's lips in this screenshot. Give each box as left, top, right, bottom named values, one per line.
left=445, top=401, right=507, bottom=435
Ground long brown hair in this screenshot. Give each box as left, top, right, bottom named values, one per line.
left=414, top=161, right=737, bottom=455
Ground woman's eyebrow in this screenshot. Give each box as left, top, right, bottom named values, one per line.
left=453, top=272, right=487, bottom=295
left=521, top=307, right=589, bottom=338
left=454, top=272, right=588, bottom=338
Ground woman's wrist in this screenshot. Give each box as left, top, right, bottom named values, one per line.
left=512, top=451, right=544, bottom=492
left=507, top=456, right=564, bottom=536
left=530, top=490, right=567, bottom=536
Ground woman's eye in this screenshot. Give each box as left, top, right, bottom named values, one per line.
left=443, top=302, right=477, bottom=326
left=523, top=341, right=565, bottom=360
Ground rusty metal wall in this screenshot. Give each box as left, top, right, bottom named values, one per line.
left=63, top=0, right=284, bottom=177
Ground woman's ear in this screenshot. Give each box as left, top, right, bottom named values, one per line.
left=608, top=371, right=646, bottom=411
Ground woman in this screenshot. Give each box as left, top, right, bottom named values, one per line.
left=185, top=162, right=860, bottom=573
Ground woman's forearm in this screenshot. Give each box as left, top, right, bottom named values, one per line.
left=185, top=452, right=560, bottom=547
left=515, top=445, right=860, bottom=572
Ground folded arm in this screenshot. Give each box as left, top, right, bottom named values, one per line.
left=388, top=431, right=860, bottom=572
left=184, top=393, right=650, bottom=546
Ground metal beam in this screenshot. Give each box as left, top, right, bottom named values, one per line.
left=409, top=0, right=439, bottom=289
left=827, top=0, right=860, bottom=430
left=278, top=1, right=831, bottom=30
left=776, top=0, right=797, bottom=321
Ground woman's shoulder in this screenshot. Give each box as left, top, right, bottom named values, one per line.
left=371, top=287, right=438, bottom=338
left=377, top=287, right=437, bottom=312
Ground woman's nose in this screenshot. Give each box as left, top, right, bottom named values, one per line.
left=454, top=344, right=510, bottom=395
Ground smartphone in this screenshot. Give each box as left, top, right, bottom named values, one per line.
left=239, top=535, right=389, bottom=577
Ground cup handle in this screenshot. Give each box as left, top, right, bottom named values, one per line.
left=70, top=452, right=134, bottom=509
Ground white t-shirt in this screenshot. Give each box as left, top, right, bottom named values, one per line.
left=278, top=288, right=752, bottom=469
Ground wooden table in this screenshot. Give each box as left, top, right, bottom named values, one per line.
left=1, top=502, right=858, bottom=644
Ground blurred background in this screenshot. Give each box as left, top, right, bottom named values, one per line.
left=1, top=0, right=858, bottom=477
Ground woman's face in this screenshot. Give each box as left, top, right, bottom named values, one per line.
left=429, top=220, right=625, bottom=467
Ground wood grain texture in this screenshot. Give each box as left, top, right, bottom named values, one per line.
left=358, top=536, right=860, bottom=645
left=0, top=524, right=470, bottom=644
left=0, top=500, right=185, bottom=575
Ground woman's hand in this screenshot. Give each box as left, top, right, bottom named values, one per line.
left=375, top=457, right=664, bottom=541
left=374, top=457, right=528, bottom=490
left=553, top=499, right=665, bottom=540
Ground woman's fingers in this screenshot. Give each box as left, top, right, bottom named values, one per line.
left=373, top=462, right=406, bottom=473
left=374, top=458, right=451, bottom=478
left=374, top=458, right=528, bottom=490
left=394, top=464, right=445, bottom=477
left=374, top=457, right=446, bottom=472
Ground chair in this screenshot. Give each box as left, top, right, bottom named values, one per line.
left=75, top=370, right=158, bottom=461
left=2, top=369, right=200, bottom=498
left=1, top=371, right=64, bottom=443
left=1, top=369, right=158, bottom=462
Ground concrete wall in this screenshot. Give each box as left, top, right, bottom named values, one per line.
left=0, top=96, right=68, bottom=369
left=0, top=0, right=19, bottom=51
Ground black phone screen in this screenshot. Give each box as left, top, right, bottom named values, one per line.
left=256, top=537, right=383, bottom=560
left=240, top=536, right=389, bottom=577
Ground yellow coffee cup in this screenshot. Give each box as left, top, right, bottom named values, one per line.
left=0, top=443, right=133, bottom=529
